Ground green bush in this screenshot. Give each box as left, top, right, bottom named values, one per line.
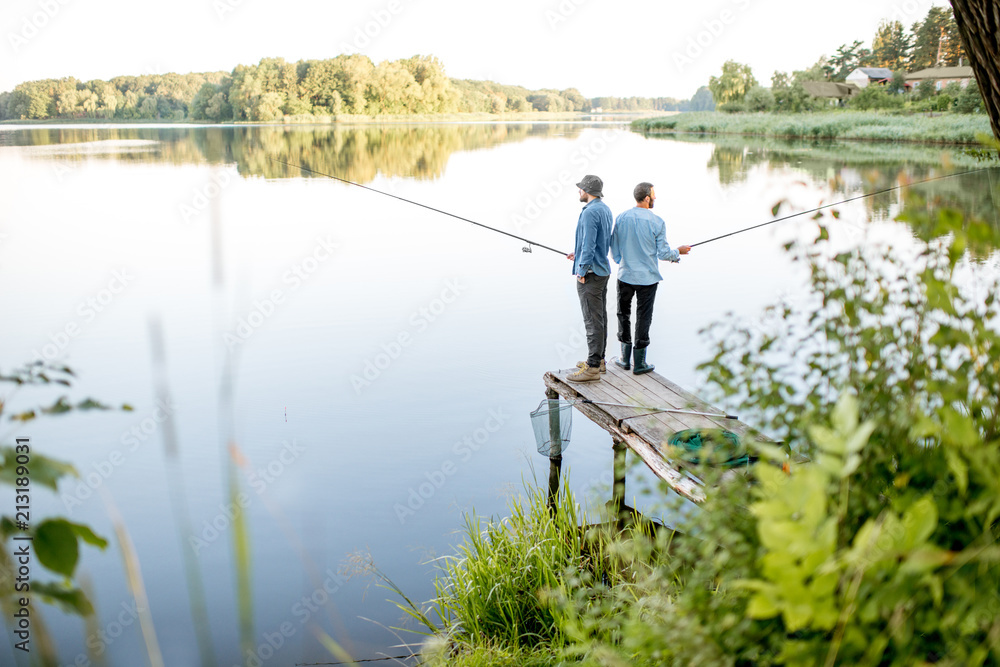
left=850, top=85, right=904, bottom=111
left=745, top=86, right=776, bottom=112
left=915, top=80, right=938, bottom=101
left=955, top=82, right=984, bottom=114
left=718, top=100, right=748, bottom=114
left=933, top=93, right=954, bottom=112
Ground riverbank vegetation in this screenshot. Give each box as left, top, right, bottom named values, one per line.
left=0, top=54, right=688, bottom=123
left=633, top=111, right=991, bottom=144
left=404, top=184, right=1000, bottom=665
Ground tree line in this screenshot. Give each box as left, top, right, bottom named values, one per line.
left=0, top=54, right=689, bottom=122
left=705, top=5, right=983, bottom=114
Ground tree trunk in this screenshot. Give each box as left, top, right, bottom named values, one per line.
left=950, top=0, right=1000, bottom=140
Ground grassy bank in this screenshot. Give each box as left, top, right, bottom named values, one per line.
left=632, top=111, right=991, bottom=144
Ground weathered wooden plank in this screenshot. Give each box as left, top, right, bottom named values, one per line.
left=602, top=366, right=725, bottom=432
left=549, top=369, right=688, bottom=445
left=543, top=372, right=705, bottom=503
left=640, top=370, right=768, bottom=441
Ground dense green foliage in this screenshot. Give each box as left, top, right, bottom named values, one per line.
left=414, top=175, right=1000, bottom=665
left=0, top=54, right=685, bottom=122
left=708, top=6, right=975, bottom=115
left=632, top=111, right=990, bottom=143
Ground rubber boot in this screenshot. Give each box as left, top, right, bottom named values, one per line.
left=632, top=346, right=655, bottom=375
left=614, top=343, right=632, bottom=370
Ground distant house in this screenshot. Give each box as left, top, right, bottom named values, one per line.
left=845, top=67, right=893, bottom=89
left=904, top=66, right=974, bottom=91
left=802, top=81, right=861, bottom=103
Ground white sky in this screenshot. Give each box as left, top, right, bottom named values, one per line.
left=0, top=0, right=951, bottom=99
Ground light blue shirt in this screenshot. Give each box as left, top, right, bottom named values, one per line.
left=610, top=207, right=679, bottom=286
left=572, top=198, right=613, bottom=278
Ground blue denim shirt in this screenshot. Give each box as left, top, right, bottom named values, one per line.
left=572, top=198, right=612, bottom=278
left=610, top=207, right=679, bottom=286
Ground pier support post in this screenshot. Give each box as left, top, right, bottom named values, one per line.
left=545, top=388, right=563, bottom=512
left=613, top=439, right=627, bottom=530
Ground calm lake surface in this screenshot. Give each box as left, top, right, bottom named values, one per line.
left=0, top=122, right=995, bottom=665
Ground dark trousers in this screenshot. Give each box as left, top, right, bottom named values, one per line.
left=577, top=274, right=609, bottom=367
left=617, top=280, right=657, bottom=349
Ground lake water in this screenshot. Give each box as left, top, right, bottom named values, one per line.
left=0, top=121, right=994, bottom=665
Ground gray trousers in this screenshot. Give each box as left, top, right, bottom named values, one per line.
left=576, top=273, right=609, bottom=368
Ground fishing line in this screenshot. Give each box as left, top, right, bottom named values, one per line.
left=567, top=398, right=738, bottom=420
left=689, top=166, right=993, bottom=248
left=269, top=157, right=570, bottom=256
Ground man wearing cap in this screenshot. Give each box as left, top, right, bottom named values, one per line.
left=610, top=182, right=690, bottom=375
left=566, top=174, right=613, bottom=383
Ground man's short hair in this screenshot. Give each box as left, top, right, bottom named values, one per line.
left=633, top=182, right=654, bottom=203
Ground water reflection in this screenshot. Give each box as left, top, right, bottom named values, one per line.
left=659, top=134, right=1000, bottom=252
left=2, top=123, right=585, bottom=182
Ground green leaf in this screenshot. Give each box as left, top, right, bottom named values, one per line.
left=34, top=519, right=80, bottom=578
left=41, top=396, right=72, bottom=415
left=746, top=591, right=780, bottom=619
left=0, top=447, right=77, bottom=491
left=831, top=392, right=859, bottom=435
left=9, top=410, right=36, bottom=422
left=900, top=496, right=937, bottom=550
left=900, top=546, right=952, bottom=575
left=944, top=449, right=968, bottom=495
left=0, top=516, right=18, bottom=540
left=76, top=398, right=110, bottom=411
left=32, top=581, right=95, bottom=616
left=67, top=521, right=108, bottom=549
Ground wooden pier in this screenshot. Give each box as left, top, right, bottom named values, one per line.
left=543, top=362, right=769, bottom=506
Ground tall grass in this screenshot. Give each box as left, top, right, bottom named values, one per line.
left=633, top=111, right=991, bottom=145
left=409, top=477, right=661, bottom=665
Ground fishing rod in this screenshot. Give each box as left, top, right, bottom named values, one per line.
left=268, top=157, right=570, bottom=256
left=689, top=166, right=993, bottom=248
left=567, top=398, right=738, bottom=420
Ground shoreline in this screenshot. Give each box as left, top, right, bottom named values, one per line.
left=0, top=110, right=671, bottom=127
left=631, top=111, right=992, bottom=146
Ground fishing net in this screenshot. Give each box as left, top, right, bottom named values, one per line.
left=666, top=428, right=749, bottom=468
left=530, top=399, right=572, bottom=457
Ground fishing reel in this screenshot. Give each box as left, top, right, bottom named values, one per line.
left=522, top=244, right=532, bottom=253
